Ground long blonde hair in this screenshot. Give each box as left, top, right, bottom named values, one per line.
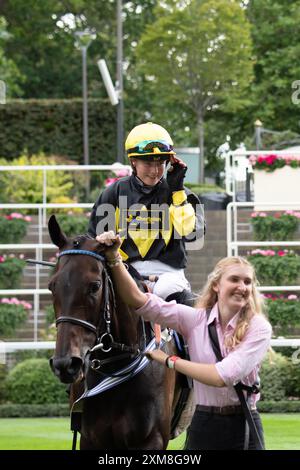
left=195, top=256, right=266, bottom=349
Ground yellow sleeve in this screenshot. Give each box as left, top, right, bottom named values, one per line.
left=169, top=190, right=196, bottom=236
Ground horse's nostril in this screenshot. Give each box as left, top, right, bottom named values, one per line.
left=68, top=356, right=84, bottom=375
left=50, top=355, right=83, bottom=383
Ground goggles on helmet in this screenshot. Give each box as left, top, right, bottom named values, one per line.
left=126, top=139, right=175, bottom=159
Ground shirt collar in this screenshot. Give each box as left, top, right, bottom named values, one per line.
left=206, top=303, right=240, bottom=330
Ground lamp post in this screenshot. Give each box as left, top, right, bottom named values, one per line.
left=116, top=0, right=124, bottom=163
left=74, top=29, right=96, bottom=195
left=254, top=119, right=263, bottom=150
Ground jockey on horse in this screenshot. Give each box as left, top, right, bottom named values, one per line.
left=87, top=122, right=205, bottom=306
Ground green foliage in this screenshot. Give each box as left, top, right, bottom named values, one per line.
left=0, top=257, right=26, bottom=289
left=260, top=352, right=292, bottom=401
left=56, top=213, right=89, bottom=237
left=0, top=154, right=73, bottom=204
left=247, top=0, right=300, bottom=137
left=251, top=213, right=299, bottom=241
left=137, top=0, right=253, bottom=113
left=286, top=360, right=300, bottom=398
left=257, top=401, right=300, bottom=413
left=45, top=304, right=55, bottom=325
left=0, top=99, right=116, bottom=163
left=248, top=252, right=300, bottom=286
left=0, top=16, right=24, bottom=97
left=0, top=403, right=69, bottom=418
left=136, top=0, right=253, bottom=181
left=5, top=358, right=68, bottom=405
left=266, top=298, right=300, bottom=335
left=0, top=365, right=7, bottom=405
left=184, top=183, right=225, bottom=194
left=0, top=302, right=28, bottom=336
left=0, top=216, right=28, bottom=243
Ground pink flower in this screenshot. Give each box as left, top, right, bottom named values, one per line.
left=288, top=295, right=298, bottom=300
left=104, top=177, right=119, bottom=187
left=249, top=155, right=257, bottom=165
left=1, top=298, right=10, bottom=304
left=24, top=216, right=31, bottom=222
left=9, top=212, right=23, bottom=219
left=20, top=301, right=32, bottom=310
left=0, top=256, right=5, bottom=263
left=265, top=154, right=277, bottom=166
left=277, top=250, right=286, bottom=257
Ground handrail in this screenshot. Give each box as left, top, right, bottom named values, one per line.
left=1, top=338, right=298, bottom=354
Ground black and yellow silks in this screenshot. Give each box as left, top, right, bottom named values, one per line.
left=88, top=175, right=204, bottom=269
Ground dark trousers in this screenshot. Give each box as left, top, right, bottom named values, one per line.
left=185, top=409, right=265, bottom=450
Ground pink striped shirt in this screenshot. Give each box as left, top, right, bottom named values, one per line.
left=135, top=293, right=272, bottom=407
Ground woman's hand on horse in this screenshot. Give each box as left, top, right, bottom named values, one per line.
left=145, top=349, right=168, bottom=364
left=96, top=231, right=121, bottom=258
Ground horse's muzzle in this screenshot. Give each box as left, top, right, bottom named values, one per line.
left=49, top=355, right=84, bottom=384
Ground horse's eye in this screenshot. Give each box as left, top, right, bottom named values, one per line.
left=89, top=281, right=101, bottom=294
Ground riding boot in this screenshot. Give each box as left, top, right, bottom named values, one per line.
left=165, top=289, right=198, bottom=307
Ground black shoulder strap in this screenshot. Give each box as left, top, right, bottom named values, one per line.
left=206, top=309, right=264, bottom=450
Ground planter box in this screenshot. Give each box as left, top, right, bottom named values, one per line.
left=254, top=166, right=300, bottom=210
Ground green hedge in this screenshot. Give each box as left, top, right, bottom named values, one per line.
left=0, top=99, right=116, bottom=163
left=0, top=401, right=299, bottom=417
left=259, top=352, right=300, bottom=402
left=5, top=358, right=68, bottom=405
left=257, top=400, right=300, bottom=413
left=0, top=403, right=69, bottom=418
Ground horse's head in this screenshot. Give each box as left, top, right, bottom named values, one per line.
left=48, top=215, right=109, bottom=384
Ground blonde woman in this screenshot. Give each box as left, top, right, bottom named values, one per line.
left=96, top=231, right=272, bottom=451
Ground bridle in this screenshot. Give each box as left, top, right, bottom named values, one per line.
left=55, top=249, right=140, bottom=357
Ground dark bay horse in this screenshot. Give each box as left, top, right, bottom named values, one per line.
left=48, top=215, right=179, bottom=450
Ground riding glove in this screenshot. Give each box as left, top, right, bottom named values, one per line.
left=167, top=162, right=187, bottom=192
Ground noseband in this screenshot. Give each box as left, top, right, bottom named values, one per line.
left=55, top=249, right=137, bottom=355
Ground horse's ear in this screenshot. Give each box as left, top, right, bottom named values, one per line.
left=48, top=215, right=67, bottom=249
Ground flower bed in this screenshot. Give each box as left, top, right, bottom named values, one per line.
left=0, top=255, right=26, bottom=289
left=0, top=213, right=31, bottom=244
left=247, top=250, right=300, bottom=286
left=0, top=298, right=31, bottom=336
left=264, top=294, right=300, bottom=335
left=251, top=211, right=300, bottom=241
left=250, top=154, right=300, bottom=172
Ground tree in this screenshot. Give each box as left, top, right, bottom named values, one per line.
left=136, top=0, right=254, bottom=182
left=246, top=0, right=300, bottom=137
left=0, top=15, right=23, bottom=96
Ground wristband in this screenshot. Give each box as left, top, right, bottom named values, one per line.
left=165, top=355, right=180, bottom=369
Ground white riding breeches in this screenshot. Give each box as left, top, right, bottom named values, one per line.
left=130, top=259, right=190, bottom=300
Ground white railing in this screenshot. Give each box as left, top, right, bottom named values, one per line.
left=0, top=202, right=95, bottom=342
left=0, top=163, right=131, bottom=226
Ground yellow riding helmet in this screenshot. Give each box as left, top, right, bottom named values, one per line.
left=125, top=122, right=175, bottom=161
